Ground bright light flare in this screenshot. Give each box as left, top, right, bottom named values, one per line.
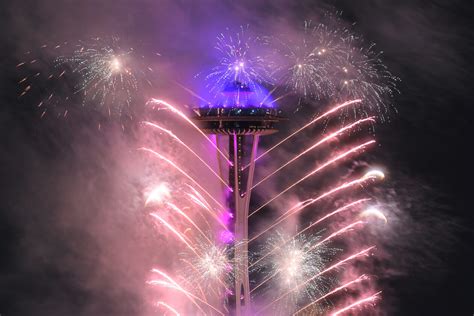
left=360, top=206, right=388, bottom=224
left=145, top=183, right=170, bottom=205
left=364, top=169, right=385, bottom=180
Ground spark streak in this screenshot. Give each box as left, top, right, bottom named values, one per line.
left=250, top=199, right=369, bottom=268
left=249, top=176, right=374, bottom=243
left=144, top=121, right=231, bottom=190
left=249, top=140, right=375, bottom=218
left=149, top=280, right=222, bottom=315
left=149, top=269, right=208, bottom=314
left=293, top=274, right=369, bottom=315
left=242, top=99, right=362, bottom=170
left=149, top=99, right=232, bottom=165
left=330, top=291, right=382, bottom=316
left=139, top=147, right=224, bottom=209
left=251, top=117, right=374, bottom=189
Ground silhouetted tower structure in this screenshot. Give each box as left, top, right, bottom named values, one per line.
left=194, top=81, right=282, bottom=315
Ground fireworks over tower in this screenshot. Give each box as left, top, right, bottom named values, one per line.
left=194, top=80, right=283, bottom=315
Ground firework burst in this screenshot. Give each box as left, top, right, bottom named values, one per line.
left=17, top=37, right=155, bottom=120
left=333, top=36, right=400, bottom=122
left=251, top=232, right=337, bottom=314
left=203, top=25, right=273, bottom=105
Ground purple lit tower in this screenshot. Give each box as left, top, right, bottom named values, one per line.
left=194, top=81, right=283, bottom=315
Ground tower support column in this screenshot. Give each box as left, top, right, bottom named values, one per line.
left=229, top=135, right=259, bottom=315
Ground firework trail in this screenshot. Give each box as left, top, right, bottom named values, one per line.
left=250, top=199, right=370, bottom=269
left=143, top=121, right=231, bottom=190
left=166, top=202, right=212, bottom=244
left=139, top=147, right=225, bottom=209
left=149, top=269, right=224, bottom=315
left=251, top=117, right=375, bottom=189
left=241, top=99, right=363, bottom=170
left=249, top=140, right=376, bottom=217
left=293, top=274, right=369, bottom=315
left=148, top=99, right=232, bottom=165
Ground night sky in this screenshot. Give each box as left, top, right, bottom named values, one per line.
left=1, top=1, right=473, bottom=315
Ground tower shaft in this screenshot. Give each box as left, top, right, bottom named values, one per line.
left=228, top=134, right=259, bottom=315
left=193, top=104, right=282, bottom=315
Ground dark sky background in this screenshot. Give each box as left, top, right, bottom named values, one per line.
left=1, top=0, right=473, bottom=315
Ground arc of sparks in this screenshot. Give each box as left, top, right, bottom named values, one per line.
left=250, top=221, right=365, bottom=293
left=144, top=121, right=232, bottom=191
left=256, top=247, right=376, bottom=314
left=242, top=99, right=362, bottom=170
left=139, top=147, right=224, bottom=209
left=330, top=291, right=382, bottom=316
left=148, top=99, right=232, bottom=166
left=293, top=275, right=369, bottom=315
left=249, top=140, right=375, bottom=217
left=250, top=199, right=370, bottom=268
left=251, top=117, right=375, bottom=190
